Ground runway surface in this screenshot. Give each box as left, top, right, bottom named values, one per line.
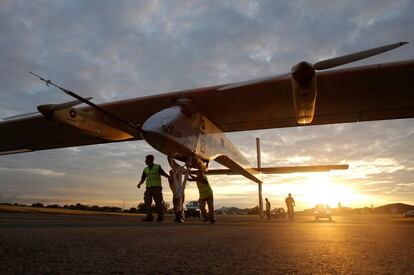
left=1, top=212, right=413, bottom=274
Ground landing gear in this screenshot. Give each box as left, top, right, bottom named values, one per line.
left=168, top=156, right=192, bottom=223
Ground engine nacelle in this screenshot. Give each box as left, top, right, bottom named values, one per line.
left=291, top=61, right=317, bottom=124
left=38, top=104, right=134, bottom=140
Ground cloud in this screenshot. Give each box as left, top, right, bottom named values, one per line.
left=0, top=167, right=66, bottom=177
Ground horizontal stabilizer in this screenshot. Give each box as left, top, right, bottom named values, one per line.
left=204, top=164, right=348, bottom=175
left=214, top=155, right=262, bottom=183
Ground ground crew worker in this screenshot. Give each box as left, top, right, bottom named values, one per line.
left=265, top=198, right=271, bottom=220
left=137, top=155, right=170, bottom=222
left=168, top=170, right=185, bottom=223
left=285, top=193, right=296, bottom=222
left=189, top=170, right=215, bottom=224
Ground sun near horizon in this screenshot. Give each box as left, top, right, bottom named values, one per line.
left=257, top=171, right=389, bottom=211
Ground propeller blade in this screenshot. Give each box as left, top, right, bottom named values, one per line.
left=313, top=41, right=408, bottom=70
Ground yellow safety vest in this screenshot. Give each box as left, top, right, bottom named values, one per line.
left=196, top=176, right=213, bottom=200
left=144, top=164, right=161, bottom=188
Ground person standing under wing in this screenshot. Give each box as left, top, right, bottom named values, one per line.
left=137, top=155, right=170, bottom=222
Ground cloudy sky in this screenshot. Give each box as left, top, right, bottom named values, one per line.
left=1, top=0, right=413, bottom=210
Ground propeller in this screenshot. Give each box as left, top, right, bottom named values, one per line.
left=218, top=42, right=408, bottom=91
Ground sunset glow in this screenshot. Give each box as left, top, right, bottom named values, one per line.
left=257, top=170, right=382, bottom=210
left=298, top=173, right=367, bottom=208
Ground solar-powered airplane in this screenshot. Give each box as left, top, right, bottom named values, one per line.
left=1, top=42, right=413, bottom=213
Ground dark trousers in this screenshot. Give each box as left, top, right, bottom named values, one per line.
left=144, top=187, right=163, bottom=218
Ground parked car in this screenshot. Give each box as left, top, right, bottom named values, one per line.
left=271, top=208, right=286, bottom=218
left=314, top=204, right=332, bottom=221
left=184, top=201, right=201, bottom=218
left=403, top=210, right=414, bottom=218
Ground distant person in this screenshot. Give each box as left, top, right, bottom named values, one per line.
left=168, top=170, right=185, bottom=223
left=285, top=193, right=295, bottom=221
left=189, top=170, right=215, bottom=224
left=265, top=198, right=271, bottom=220
left=137, top=155, right=170, bottom=222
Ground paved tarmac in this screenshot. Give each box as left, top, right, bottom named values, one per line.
left=1, top=212, right=413, bottom=274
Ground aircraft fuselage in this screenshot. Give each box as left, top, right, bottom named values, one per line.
left=141, top=105, right=250, bottom=168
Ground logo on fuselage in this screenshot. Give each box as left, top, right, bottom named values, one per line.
left=69, top=110, right=77, bottom=118
left=67, top=109, right=78, bottom=122
left=161, top=124, right=183, bottom=138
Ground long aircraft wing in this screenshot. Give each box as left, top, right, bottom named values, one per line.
left=1, top=59, right=414, bottom=155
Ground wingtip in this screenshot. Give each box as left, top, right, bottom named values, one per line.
left=400, top=41, right=409, bottom=46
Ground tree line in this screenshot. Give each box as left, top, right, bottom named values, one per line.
left=1, top=202, right=170, bottom=213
